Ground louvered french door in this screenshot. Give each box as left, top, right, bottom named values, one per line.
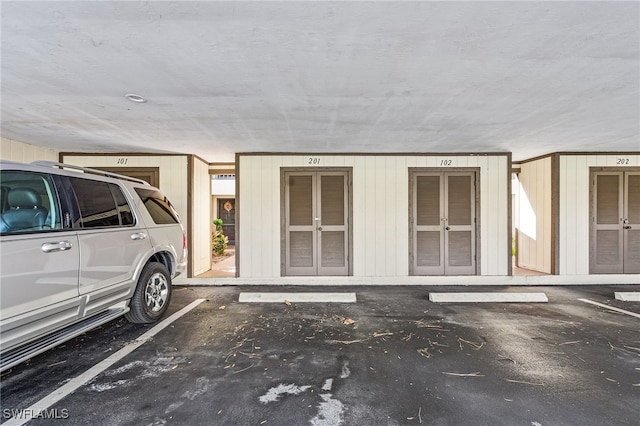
left=284, top=171, right=349, bottom=276
left=590, top=171, right=640, bottom=274
left=411, top=171, right=477, bottom=275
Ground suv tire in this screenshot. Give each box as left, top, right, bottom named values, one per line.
left=126, top=262, right=173, bottom=324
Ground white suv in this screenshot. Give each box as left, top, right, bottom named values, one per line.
left=0, top=160, right=187, bottom=371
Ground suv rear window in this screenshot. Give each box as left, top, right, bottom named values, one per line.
left=134, top=188, right=180, bottom=224
left=68, top=177, right=134, bottom=228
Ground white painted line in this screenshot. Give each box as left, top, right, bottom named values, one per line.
left=579, top=298, right=640, bottom=319
left=3, top=299, right=206, bottom=426
left=429, top=292, right=548, bottom=303
left=614, top=292, right=640, bottom=302
left=239, top=292, right=356, bottom=303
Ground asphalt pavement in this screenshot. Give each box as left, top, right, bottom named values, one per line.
left=1, top=285, right=639, bottom=425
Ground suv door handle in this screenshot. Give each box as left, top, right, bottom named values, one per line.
left=41, top=241, right=73, bottom=253
left=130, top=232, right=147, bottom=240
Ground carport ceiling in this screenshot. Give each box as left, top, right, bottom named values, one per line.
left=1, top=1, right=639, bottom=163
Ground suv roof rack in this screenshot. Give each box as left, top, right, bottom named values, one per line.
left=30, top=161, right=150, bottom=185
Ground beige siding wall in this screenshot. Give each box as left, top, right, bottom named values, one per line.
left=191, top=157, right=212, bottom=276
left=61, top=154, right=189, bottom=236
left=239, top=154, right=510, bottom=278
left=559, top=154, right=640, bottom=274
left=1, top=138, right=58, bottom=163
left=516, top=157, right=552, bottom=273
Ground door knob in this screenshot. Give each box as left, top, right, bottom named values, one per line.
left=624, top=226, right=632, bottom=230
left=445, top=227, right=450, bottom=231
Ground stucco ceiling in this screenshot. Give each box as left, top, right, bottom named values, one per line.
left=1, top=1, right=638, bottom=163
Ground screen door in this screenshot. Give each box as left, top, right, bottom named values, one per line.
left=284, top=171, right=349, bottom=276
left=411, top=171, right=477, bottom=275
left=591, top=171, right=640, bottom=274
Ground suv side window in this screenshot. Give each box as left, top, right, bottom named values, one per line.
left=110, top=185, right=134, bottom=226
left=134, top=188, right=180, bottom=224
left=68, top=177, right=134, bottom=228
left=0, top=171, right=62, bottom=234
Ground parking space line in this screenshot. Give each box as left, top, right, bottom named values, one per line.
left=239, top=292, right=356, bottom=303
left=579, top=298, right=640, bottom=319
left=3, top=299, right=206, bottom=426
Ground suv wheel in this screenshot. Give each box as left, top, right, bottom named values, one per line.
left=126, top=262, right=172, bottom=323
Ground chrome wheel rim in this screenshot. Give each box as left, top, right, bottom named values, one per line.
left=144, top=272, right=169, bottom=312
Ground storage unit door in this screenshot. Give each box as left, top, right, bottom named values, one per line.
left=317, top=174, right=348, bottom=275
left=284, top=172, right=349, bottom=276
left=285, top=174, right=317, bottom=275
left=445, top=174, right=476, bottom=275
left=591, top=171, right=640, bottom=274
left=413, top=174, right=445, bottom=275
left=412, top=172, right=476, bottom=276
left=623, top=172, right=640, bottom=273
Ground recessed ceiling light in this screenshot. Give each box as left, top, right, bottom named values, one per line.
left=125, top=93, right=147, bottom=103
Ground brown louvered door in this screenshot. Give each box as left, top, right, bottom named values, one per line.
left=624, top=173, right=640, bottom=273
left=414, top=174, right=444, bottom=275
left=317, top=174, right=349, bottom=275
left=285, top=174, right=316, bottom=275
left=412, top=171, right=476, bottom=275
left=446, top=174, right=476, bottom=274
left=592, top=171, right=640, bottom=273
left=285, top=171, right=348, bottom=276
left=592, top=173, right=623, bottom=273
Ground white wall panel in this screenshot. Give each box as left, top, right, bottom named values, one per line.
left=559, top=154, right=640, bottom=274
left=482, top=156, right=502, bottom=274
left=374, top=156, right=387, bottom=275
left=239, top=154, right=510, bottom=278
left=1, top=138, right=58, bottom=163
left=395, top=157, right=410, bottom=276
left=362, top=157, right=376, bottom=274
left=478, top=155, right=490, bottom=274
left=385, top=157, right=398, bottom=275
left=250, top=156, right=262, bottom=277
left=575, top=157, right=590, bottom=274
left=480, top=159, right=488, bottom=272
left=352, top=156, right=367, bottom=276
left=191, top=157, right=212, bottom=276
left=517, top=157, right=552, bottom=273
left=239, top=156, right=257, bottom=277
left=497, top=156, right=510, bottom=275
left=263, top=156, right=278, bottom=277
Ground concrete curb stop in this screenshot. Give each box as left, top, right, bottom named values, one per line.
left=428, top=292, right=548, bottom=303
